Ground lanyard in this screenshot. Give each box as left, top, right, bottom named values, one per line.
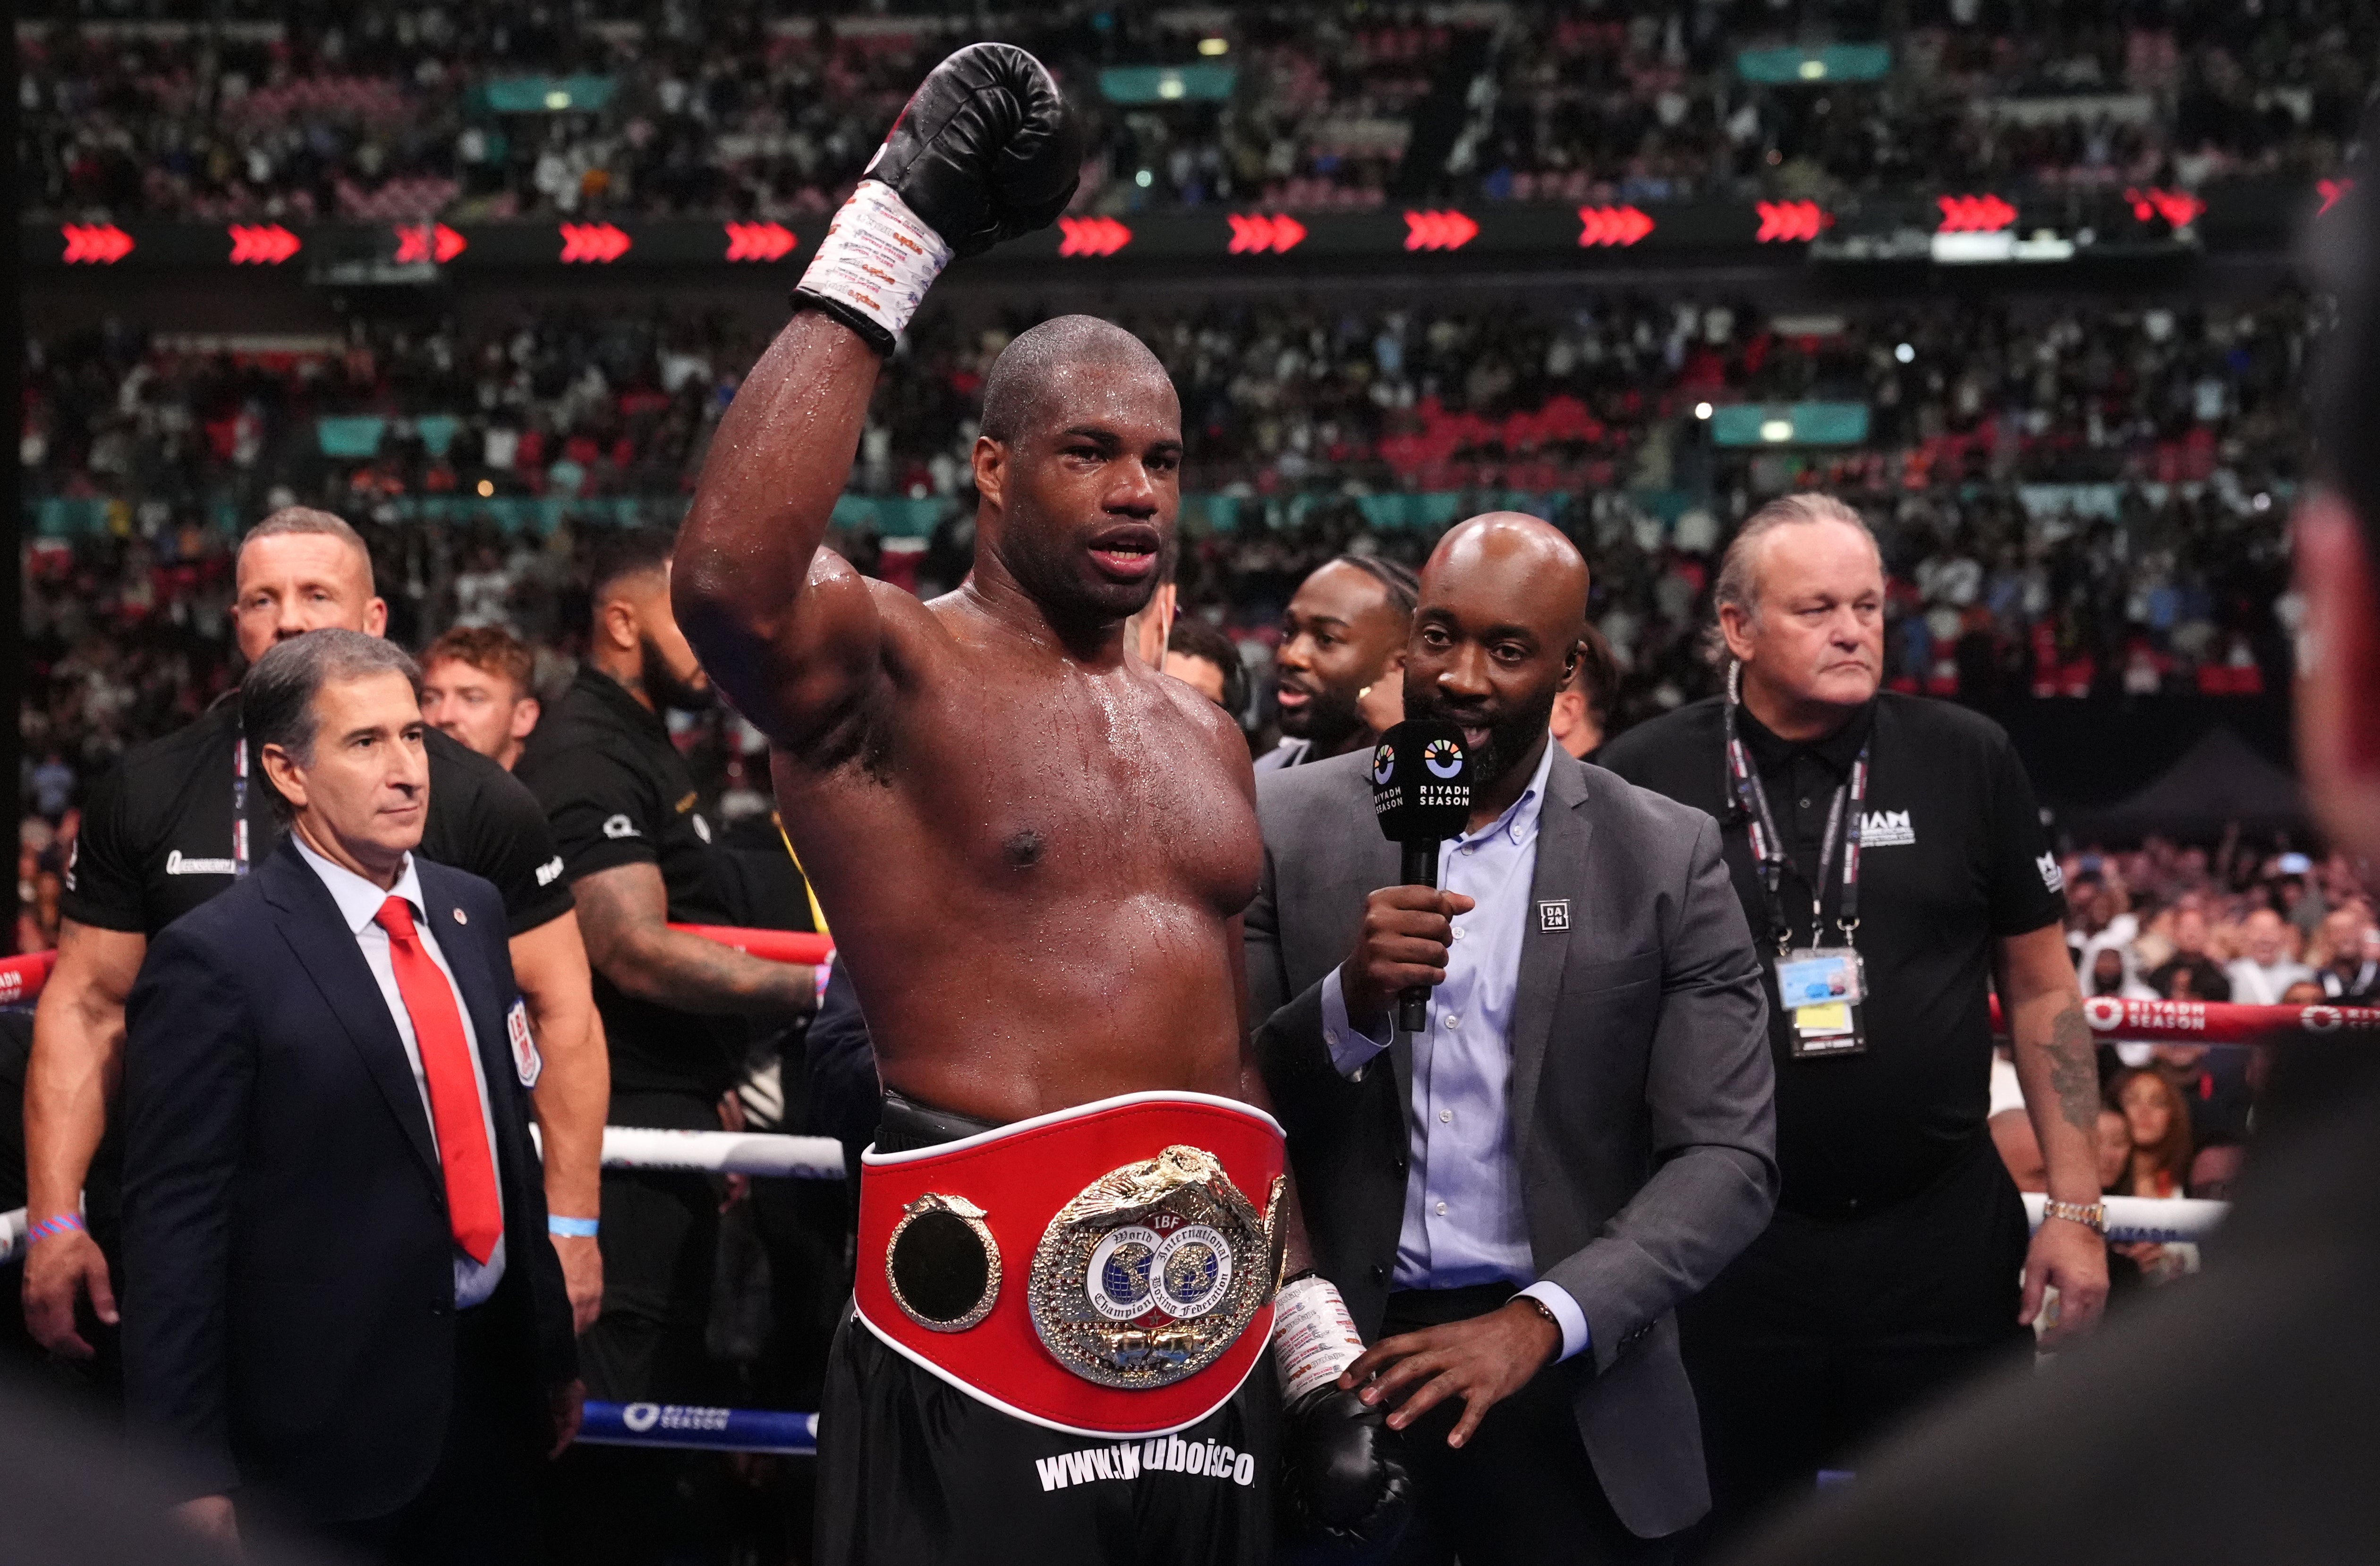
left=231, top=735, right=252, bottom=877
left=1721, top=672, right=1869, bottom=953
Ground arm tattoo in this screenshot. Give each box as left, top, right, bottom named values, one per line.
left=574, top=864, right=812, bottom=1015
left=2043, top=1004, right=2100, bottom=1134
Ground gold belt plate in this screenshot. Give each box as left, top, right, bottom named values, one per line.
left=1028, top=1145, right=1285, bottom=1390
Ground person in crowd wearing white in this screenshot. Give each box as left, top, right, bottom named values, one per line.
left=2225, top=908, right=2315, bottom=1004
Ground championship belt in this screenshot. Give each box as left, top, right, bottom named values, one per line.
left=853, top=1090, right=1287, bottom=1438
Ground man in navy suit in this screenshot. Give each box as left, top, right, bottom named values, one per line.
left=120, top=630, right=579, bottom=1564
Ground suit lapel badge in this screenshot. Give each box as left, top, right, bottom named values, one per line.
left=1538, top=900, right=1570, bottom=932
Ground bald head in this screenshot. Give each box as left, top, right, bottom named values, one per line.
left=980, top=315, right=1174, bottom=444
left=1421, top=512, right=1591, bottom=630
left=1406, top=512, right=1592, bottom=794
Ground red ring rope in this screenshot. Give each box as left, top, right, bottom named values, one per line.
left=669, top=925, right=833, bottom=967
left=0, top=951, right=57, bottom=1006
left=0, top=932, right=821, bottom=1012
left=1988, top=993, right=2380, bottom=1045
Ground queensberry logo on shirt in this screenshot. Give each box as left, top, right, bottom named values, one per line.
left=536, top=856, right=566, bottom=886
left=2038, top=852, right=2066, bottom=893
left=602, top=815, right=641, bottom=840
left=1861, top=810, right=1915, bottom=848
left=165, top=849, right=237, bottom=876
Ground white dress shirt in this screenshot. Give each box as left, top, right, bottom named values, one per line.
left=296, top=835, right=507, bottom=1307
left=1318, top=741, right=1591, bottom=1361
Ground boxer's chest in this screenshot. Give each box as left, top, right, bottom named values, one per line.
left=932, top=677, right=1261, bottom=913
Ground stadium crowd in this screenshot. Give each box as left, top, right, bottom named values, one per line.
left=20, top=0, right=2370, bottom=223
left=21, top=285, right=2308, bottom=796
left=16, top=7, right=2380, bottom=1563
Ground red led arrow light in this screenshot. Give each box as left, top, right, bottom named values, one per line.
left=1226, top=213, right=1307, bottom=254
left=1935, top=194, right=2018, bottom=233
left=1575, top=205, right=1654, bottom=248
left=560, top=223, right=632, bottom=264
left=61, top=224, right=135, bottom=264
left=228, top=224, right=302, bottom=264
left=2318, top=177, right=2357, bottom=216
left=2124, top=187, right=2205, bottom=229
left=724, top=221, right=797, bottom=262
left=392, top=223, right=467, bottom=264
left=1754, top=200, right=1827, bottom=243
left=1403, top=210, right=1480, bottom=252
left=1057, top=216, right=1132, bottom=257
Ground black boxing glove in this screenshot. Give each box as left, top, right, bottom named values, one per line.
left=794, top=43, right=1081, bottom=352
left=1272, top=1273, right=1415, bottom=1552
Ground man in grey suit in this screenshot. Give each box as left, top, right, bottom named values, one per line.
left=1247, top=513, right=1777, bottom=1564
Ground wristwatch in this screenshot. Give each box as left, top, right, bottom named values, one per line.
left=1517, top=1293, right=1564, bottom=1345
left=2040, top=1199, right=2108, bottom=1234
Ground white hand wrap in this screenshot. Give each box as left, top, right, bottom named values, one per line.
left=1272, top=1274, right=1366, bottom=1403
left=793, top=179, right=954, bottom=346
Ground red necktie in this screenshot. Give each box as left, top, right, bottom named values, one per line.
left=374, top=896, right=503, bottom=1264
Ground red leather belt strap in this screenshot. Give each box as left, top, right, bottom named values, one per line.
left=854, top=1091, right=1286, bottom=1439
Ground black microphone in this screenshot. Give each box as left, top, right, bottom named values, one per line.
left=1368, top=719, right=1476, bottom=1033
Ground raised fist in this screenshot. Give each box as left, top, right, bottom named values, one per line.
left=867, top=43, right=1081, bottom=259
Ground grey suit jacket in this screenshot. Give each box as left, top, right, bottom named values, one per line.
left=1246, top=744, right=1777, bottom=1539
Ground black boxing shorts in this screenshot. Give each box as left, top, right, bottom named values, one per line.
left=814, top=1090, right=1285, bottom=1566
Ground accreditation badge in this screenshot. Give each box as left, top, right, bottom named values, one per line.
left=1776, top=947, right=1868, bottom=1058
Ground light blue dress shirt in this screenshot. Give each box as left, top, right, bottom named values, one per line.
left=1320, top=740, right=1590, bottom=1361
left=296, top=836, right=508, bottom=1308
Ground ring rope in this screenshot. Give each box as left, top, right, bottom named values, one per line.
left=578, top=1401, right=818, bottom=1455
left=3, top=943, right=2361, bottom=1043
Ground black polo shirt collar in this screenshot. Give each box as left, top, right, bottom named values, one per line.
left=1736, top=696, right=1876, bottom=779
left=577, top=663, right=671, bottom=742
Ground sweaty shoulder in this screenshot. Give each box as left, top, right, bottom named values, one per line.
left=1151, top=666, right=1251, bottom=773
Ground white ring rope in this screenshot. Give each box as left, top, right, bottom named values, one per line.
left=0, top=1131, right=850, bottom=1265
left=0, top=1188, right=2234, bottom=1268
left=594, top=1126, right=847, bottom=1178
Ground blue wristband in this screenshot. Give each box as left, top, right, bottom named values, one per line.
left=548, top=1215, right=599, bottom=1239
left=26, top=1213, right=85, bottom=1244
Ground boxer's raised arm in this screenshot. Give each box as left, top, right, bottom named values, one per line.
left=677, top=43, right=1078, bottom=755
left=674, top=317, right=888, bottom=752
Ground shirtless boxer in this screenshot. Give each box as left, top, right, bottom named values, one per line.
left=673, top=45, right=1409, bottom=1566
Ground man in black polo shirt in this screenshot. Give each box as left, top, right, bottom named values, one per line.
left=512, top=528, right=823, bottom=1407
left=1598, top=494, right=2107, bottom=1553
left=23, top=508, right=610, bottom=1367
